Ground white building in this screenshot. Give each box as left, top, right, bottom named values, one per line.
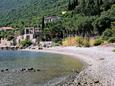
left=16, top=27, right=41, bottom=44
left=40, top=41, right=53, bottom=47
left=0, top=27, right=15, bottom=46
left=0, top=38, right=12, bottom=46
left=44, top=16, right=60, bottom=24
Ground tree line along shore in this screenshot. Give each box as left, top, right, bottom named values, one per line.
left=0, top=0, right=115, bottom=49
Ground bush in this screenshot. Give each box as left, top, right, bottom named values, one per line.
left=93, top=16, right=111, bottom=35
left=113, top=49, right=115, bottom=52
left=94, top=39, right=104, bottom=46
left=83, top=37, right=90, bottom=47
left=20, top=39, right=32, bottom=47
left=101, top=29, right=113, bottom=40
left=62, top=37, right=77, bottom=46
left=90, top=38, right=95, bottom=46
left=52, top=38, right=62, bottom=45
left=76, top=37, right=84, bottom=47
left=76, top=37, right=91, bottom=47
left=108, top=37, right=115, bottom=43
left=7, top=35, right=14, bottom=41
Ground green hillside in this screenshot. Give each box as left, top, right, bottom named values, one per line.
left=0, top=0, right=115, bottom=45
left=0, top=0, right=32, bottom=15
left=0, top=0, right=68, bottom=27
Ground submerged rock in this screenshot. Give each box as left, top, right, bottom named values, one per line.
left=20, top=68, right=26, bottom=72
left=37, top=69, right=40, bottom=71
left=1, top=69, right=9, bottom=72
left=1, top=70, right=4, bottom=72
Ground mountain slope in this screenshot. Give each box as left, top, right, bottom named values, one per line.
left=0, top=0, right=32, bottom=15
left=0, top=0, right=68, bottom=27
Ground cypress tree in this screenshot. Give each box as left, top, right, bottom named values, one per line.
left=74, top=0, right=78, bottom=6
left=83, top=0, right=96, bottom=15
left=68, top=0, right=78, bottom=10
left=112, top=0, right=115, bottom=4
left=80, top=0, right=86, bottom=13
left=95, top=0, right=103, bottom=14
left=68, top=0, right=72, bottom=10
left=103, top=0, right=111, bottom=11
left=71, top=1, right=75, bottom=10
left=73, top=0, right=78, bottom=9
left=96, top=0, right=103, bottom=6
left=99, top=0, right=103, bottom=5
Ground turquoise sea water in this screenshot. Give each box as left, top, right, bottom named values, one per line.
left=0, top=50, right=83, bottom=86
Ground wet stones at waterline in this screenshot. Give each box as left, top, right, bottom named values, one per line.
left=0, top=68, right=41, bottom=73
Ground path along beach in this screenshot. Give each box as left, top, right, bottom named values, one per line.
left=24, top=46, right=115, bottom=86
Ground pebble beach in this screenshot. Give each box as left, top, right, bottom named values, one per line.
left=26, top=46, right=115, bottom=86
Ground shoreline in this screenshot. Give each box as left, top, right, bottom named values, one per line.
left=22, top=47, right=95, bottom=65
left=22, top=46, right=115, bottom=86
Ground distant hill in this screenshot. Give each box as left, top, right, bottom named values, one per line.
left=0, top=0, right=115, bottom=44
left=0, top=0, right=68, bottom=27
left=0, top=0, right=32, bottom=15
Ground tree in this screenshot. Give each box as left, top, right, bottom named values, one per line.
left=102, top=0, right=112, bottom=11
left=43, top=21, right=66, bottom=42
left=111, top=0, right=115, bottom=4
left=95, top=0, right=103, bottom=14
left=0, top=31, right=5, bottom=38
left=73, top=0, right=79, bottom=9
left=68, top=0, right=72, bottom=10
left=7, top=35, right=14, bottom=41
left=68, top=0, right=79, bottom=11
left=93, top=16, right=111, bottom=35
left=79, top=0, right=86, bottom=14
left=76, top=17, right=94, bottom=37
left=102, top=28, right=114, bottom=40
left=85, top=0, right=97, bottom=15
left=78, top=0, right=99, bottom=15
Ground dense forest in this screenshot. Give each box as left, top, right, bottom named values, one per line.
left=42, top=0, right=115, bottom=44
left=0, top=0, right=115, bottom=46
left=0, top=0, right=68, bottom=27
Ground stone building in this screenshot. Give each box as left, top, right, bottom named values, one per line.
left=0, top=27, right=14, bottom=46
left=44, top=16, right=60, bottom=24
left=0, top=38, right=13, bottom=46
left=16, top=27, right=41, bottom=45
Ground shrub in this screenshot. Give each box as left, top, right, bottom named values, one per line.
left=76, top=37, right=84, bottom=47
left=62, top=37, right=77, bottom=46
left=52, top=38, right=62, bottom=45
left=7, top=35, right=14, bottom=41
left=94, top=39, right=104, bottom=46
left=93, top=16, right=111, bottom=35
left=90, top=38, right=95, bottom=46
left=108, top=37, right=115, bottom=43
left=76, top=37, right=91, bottom=47
left=113, top=49, right=115, bottom=52
left=83, top=37, right=90, bottom=47
left=101, top=29, right=113, bottom=40
left=20, top=39, right=32, bottom=47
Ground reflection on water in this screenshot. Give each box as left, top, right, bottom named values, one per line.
left=0, top=50, right=83, bottom=86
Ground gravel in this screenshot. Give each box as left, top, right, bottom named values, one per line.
left=38, top=46, right=115, bottom=86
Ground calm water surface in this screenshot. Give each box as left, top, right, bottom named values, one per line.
left=0, top=50, right=83, bottom=86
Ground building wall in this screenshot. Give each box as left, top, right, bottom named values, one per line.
left=44, top=16, right=60, bottom=24
left=16, top=27, right=41, bottom=45
left=0, top=38, right=12, bottom=46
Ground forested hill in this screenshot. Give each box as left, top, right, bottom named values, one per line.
left=0, top=0, right=68, bottom=27
left=0, top=0, right=115, bottom=44
left=0, top=0, right=32, bottom=15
